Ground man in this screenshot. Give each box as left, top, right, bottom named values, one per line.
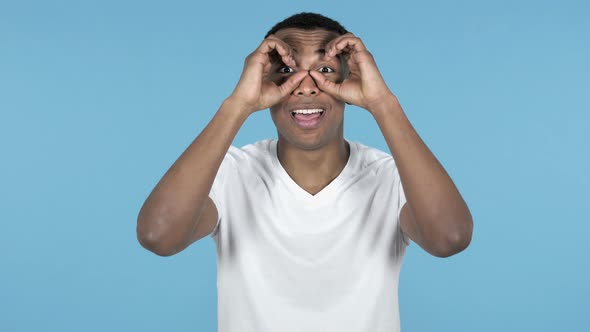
left=137, top=12, right=473, bottom=332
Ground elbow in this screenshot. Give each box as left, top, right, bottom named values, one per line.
left=137, top=230, right=178, bottom=257
left=430, top=217, right=473, bottom=258
left=136, top=216, right=180, bottom=257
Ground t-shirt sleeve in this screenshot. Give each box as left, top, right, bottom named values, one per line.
left=393, top=163, right=410, bottom=246
left=374, top=154, right=411, bottom=248
left=208, top=146, right=238, bottom=238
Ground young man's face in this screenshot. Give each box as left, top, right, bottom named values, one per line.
left=269, top=28, right=347, bottom=151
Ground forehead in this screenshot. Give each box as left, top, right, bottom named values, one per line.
left=274, top=28, right=340, bottom=50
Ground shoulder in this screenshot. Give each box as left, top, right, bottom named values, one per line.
left=221, top=139, right=276, bottom=176
left=349, top=140, right=396, bottom=174
left=225, top=139, right=274, bottom=162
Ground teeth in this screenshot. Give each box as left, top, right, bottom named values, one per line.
left=291, top=109, right=324, bottom=114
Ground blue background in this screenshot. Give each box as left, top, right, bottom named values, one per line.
left=1, top=0, right=588, bottom=331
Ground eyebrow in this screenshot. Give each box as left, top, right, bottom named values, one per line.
left=280, top=49, right=329, bottom=68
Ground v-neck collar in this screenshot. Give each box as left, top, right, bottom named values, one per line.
left=269, top=139, right=357, bottom=206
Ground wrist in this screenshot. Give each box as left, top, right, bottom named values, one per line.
left=367, top=93, right=402, bottom=118
left=219, top=97, right=253, bottom=123
left=222, top=96, right=256, bottom=118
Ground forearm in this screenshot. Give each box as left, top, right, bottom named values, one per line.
left=370, top=95, right=472, bottom=253
left=137, top=98, right=249, bottom=253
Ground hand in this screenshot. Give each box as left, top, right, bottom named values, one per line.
left=228, top=36, right=309, bottom=114
left=309, top=33, right=396, bottom=113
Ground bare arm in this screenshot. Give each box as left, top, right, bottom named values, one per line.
left=136, top=102, right=248, bottom=256
left=136, top=36, right=307, bottom=256
left=312, top=33, right=473, bottom=257
left=371, top=98, right=473, bottom=257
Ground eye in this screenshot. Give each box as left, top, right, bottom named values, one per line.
left=278, top=66, right=295, bottom=74
left=318, top=66, right=334, bottom=73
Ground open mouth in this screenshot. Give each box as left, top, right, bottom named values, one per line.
left=290, top=108, right=325, bottom=128
left=291, top=108, right=324, bottom=122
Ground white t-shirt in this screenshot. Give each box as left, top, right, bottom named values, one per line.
left=209, top=139, right=409, bottom=332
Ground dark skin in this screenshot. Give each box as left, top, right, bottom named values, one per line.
left=136, top=28, right=473, bottom=258
left=267, top=29, right=349, bottom=195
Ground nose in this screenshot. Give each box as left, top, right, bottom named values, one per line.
left=293, top=71, right=319, bottom=96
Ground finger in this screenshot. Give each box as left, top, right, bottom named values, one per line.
left=323, top=32, right=354, bottom=57
left=325, top=35, right=367, bottom=60
left=308, top=71, right=342, bottom=99
left=277, top=71, right=308, bottom=98
left=257, top=36, right=295, bottom=67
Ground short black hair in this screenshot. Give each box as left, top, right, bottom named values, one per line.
left=264, top=12, right=348, bottom=38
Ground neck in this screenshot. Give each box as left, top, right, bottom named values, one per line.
left=277, top=137, right=350, bottom=195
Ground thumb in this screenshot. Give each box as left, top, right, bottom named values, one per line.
left=309, top=71, right=342, bottom=99
left=277, top=71, right=308, bottom=98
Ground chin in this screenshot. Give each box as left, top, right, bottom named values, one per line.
left=277, top=127, right=344, bottom=152
left=271, top=105, right=344, bottom=151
